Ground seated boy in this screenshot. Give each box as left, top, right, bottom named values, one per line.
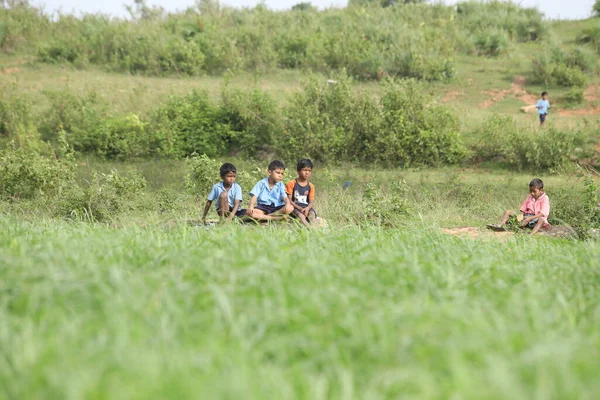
left=487, top=178, right=550, bottom=235
left=201, top=163, right=245, bottom=224
left=285, top=158, right=317, bottom=227
left=246, top=160, right=294, bottom=221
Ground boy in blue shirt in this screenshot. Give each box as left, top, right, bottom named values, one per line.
left=536, top=91, right=550, bottom=126
left=201, top=163, right=245, bottom=224
left=247, top=160, right=294, bottom=221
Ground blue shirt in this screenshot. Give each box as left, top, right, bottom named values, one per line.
left=207, top=182, right=242, bottom=210
left=250, top=178, right=287, bottom=207
left=536, top=99, right=550, bottom=115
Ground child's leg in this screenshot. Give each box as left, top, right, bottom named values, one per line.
left=294, top=211, right=310, bottom=227
left=499, top=210, right=514, bottom=226
left=307, top=209, right=317, bottom=222
left=530, top=218, right=545, bottom=235
left=217, top=192, right=229, bottom=219
left=248, top=209, right=283, bottom=221
left=271, top=204, right=294, bottom=216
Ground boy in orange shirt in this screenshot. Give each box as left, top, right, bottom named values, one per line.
left=285, top=159, right=317, bottom=227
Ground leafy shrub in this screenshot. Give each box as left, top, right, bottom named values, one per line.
left=576, top=26, right=600, bottom=54
left=595, top=0, right=600, bottom=17
left=551, top=64, right=588, bottom=88
left=39, top=89, right=105, bottom=147
left=564, top=87, right=585, bottom=105
left=0, top=140, right=75, bottom=200
left=502, top=128, right=579, bottom=171
left=362, top=181, right=413, bottom=227
left=471, top=30, right=510, bottom=57
left=218, top=86, right=281, bottom=157
left=152, top=91, right=232, bottom=158
left=369, top=79, right=465, bottom=166
left=59, top=170, right=147, bottom=221
left=89, top=114, right=152, bottom=159
left=0, top=90, right=38, bottom=147
left=0, top=3, right=49, bottom=52
left=184, top=153, right=221, bottom=197
left=279, top=73, right=382, bottom=163
left=530, top=48, right=590, bottom=87
left=469, top=115, right=514, bottom=161
left=551, top=176, right=600, bottom=238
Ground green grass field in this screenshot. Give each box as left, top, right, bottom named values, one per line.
left=2, top=5, right=600, bottom=398
left=1, top=220, right=599, bottom=399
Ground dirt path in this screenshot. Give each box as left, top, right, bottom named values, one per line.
left=0, top=67, right=22, bottom=75
left=479, top=76, right=538, bottom=109
left=441, top=226, right=579, bottom=240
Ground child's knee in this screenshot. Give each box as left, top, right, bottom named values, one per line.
left=284, top=204, right=294, bottom=214
left=219, top=192, right=228, bottom=200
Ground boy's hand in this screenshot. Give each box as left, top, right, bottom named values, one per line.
left=521, top=217, right=531, bottom=226
left=302, top=208, right=311, bottom=217
left=247, top=206, right=255, bottom=217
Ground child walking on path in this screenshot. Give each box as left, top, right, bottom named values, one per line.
left=285, top=159, right=317, bottom=227
left=247, top=160, right=294, bottom=221
left=201, top=163, right=245, bottom=224
left=536, top=91, right=550, bottom=126
left=487, top=178, right=551, bottom=235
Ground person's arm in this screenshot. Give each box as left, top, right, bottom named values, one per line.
left=288, top=193, right=303, bottom=211
left=285, top=181, right=303, bottom=211
left=536, top=100, right=544, bottom=109
left=201, top=200, right=212, bottom=223
left=247, top=195, right=257, bottom=217
left=302, top=184, right=315, bottom=216
left=228, top=185, right=242, bottom=221
left=229, top=199, right=241, bottom=221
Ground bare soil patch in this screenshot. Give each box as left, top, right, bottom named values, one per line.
left=479, top=76, right=538, bottom=109
left=0, top=67, right=22, bottom=75
left=442, top=90, right=464, bottom=103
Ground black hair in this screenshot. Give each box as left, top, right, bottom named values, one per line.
left=541, top=91, right=548, bottom=97
left=529, top=178, right=544, bottom=190
left=268, top=160, right=286, bottom=171
left=296, top=158, right=314, bottom=171
left=220, top=163, right=237, bottom=177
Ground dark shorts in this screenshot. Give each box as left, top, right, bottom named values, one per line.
left=539, top=113, right=547, bottom=123
left=292, top=208, right=317, bottom=218
left=523, top=213, right=538, bottom=228
left=256, top=204, right=284, bottom=215
left=217, top=206, right=246, bottom=217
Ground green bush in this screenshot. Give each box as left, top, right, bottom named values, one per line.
left=218, top=86, right=282, bottom=157
left=39, top=89, right=106, bottom=148
left=0, top=3, right=49, bottom=52
left=594, top=0, right=600, bottom=17
left=530, top=47, right=590, bottom=87
left=9, top=1, right=544, bottom=81
left=564, top=87, right=585, bottom=105
left=471, top=30, right=510, bottom=57
left=152, top=91, right=232, bottom=158
left=59, top=169, right=147, bottom=221
left=90, top=114, right=153, bottom=159
left=551, top=176, right=600, bottom=238
left=502, top=127, right=579, bottom=171
left=279, top=73, right=382, bottom=163
left=0, top=140, right=75, bottom=200
left=362, top=181, right=413, bottom=227
left=468, top=115, right=515, bottom=162
left=0, top=90, right=38, bottom=147
left=576, top=26, right=600, bottom=54
left=551, top=64, right=588, bottom=88
left=184, top=153, right=221, bottom=197
left=370, top=79, right=465, bottom=166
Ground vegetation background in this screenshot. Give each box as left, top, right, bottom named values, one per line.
left=1, top=1, right=600, bottom=397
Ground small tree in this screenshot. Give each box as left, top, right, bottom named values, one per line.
left=594, top=0, right=600, bottom=17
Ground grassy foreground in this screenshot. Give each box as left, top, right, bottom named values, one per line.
left=1, top=219, right=599, bottom=399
